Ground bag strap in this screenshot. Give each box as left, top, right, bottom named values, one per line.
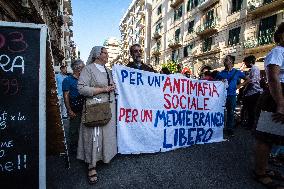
left=228, top=69, right=237, bottom=85
left=104, top=65, right=111, bottom=102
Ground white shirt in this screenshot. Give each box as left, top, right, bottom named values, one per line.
left=264, top=46, right=284, bottom=83
left=245, top=65, right=262, bottom=96
left=95, top=63, right=106, bottom=72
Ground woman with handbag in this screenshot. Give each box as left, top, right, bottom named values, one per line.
left=253, top=23, right=284, bottom=189
left=77, top=46, right=117, bottom=184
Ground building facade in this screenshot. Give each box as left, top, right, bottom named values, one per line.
left=119, top=0, right=152, bottom=65
left=121, top=0, right=284, bottom=76
left=104, top=37, right=121, bottom=68
left=0, top=0, right=77, bottom=71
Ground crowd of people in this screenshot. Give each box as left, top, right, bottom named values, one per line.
left=55, top=23, right=284, bottom=188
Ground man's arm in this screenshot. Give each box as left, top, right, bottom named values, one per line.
left=237, top=70, right=250, bottom=89
left=237, top=76, right=250, bottom=89
left=63, top=91, right=76, bottom=119
left=267, top=64, right=284, bottom=122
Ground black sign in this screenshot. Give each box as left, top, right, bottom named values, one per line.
left=0, top=23, right=45, bottom=188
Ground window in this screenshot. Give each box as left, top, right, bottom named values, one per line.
left=155, top=22, right=162, bottom=33
left=231, top=0, right=243, bottom=14
left=154, top=57, right=160, bottom=65
left=157, top=5, right=162, bottom=15
left=174, top=5, right=183, bottom=21
left=157, top=40, right=161, bottom=50
left=187, top=0, right=199, bottom=11
left=205, top=9, right=214, bottom=25
left=172, top=49, right=179, bottom=62
left=203, top=37, right=212, bottom=52
left=203, top=9, right=215, bottom=29
left=258, top=15, right=277, bottom=45
left=175, top=28, right=181, bottom=41
left=228, top=27, right=241, bottom=46
left=188, top=20, right=194, bottom=34
left=184, top=44, right=194, bottom=57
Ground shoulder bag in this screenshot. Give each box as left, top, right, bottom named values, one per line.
left=82, top=66, right=112, bottom=127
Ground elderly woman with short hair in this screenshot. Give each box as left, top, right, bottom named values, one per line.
left=77, top=46, right=117, bottom=184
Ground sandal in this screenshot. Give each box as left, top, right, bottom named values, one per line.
left=253, top=171, right=284, bottom=189
left=88, top=167, right=98, bottom=185
left=266, top=169, right=284, bottom=181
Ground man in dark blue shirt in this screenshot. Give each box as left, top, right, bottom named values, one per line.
left=216, top=55, right=249, bottom=136
left=62, top=59, right=85, bottom=154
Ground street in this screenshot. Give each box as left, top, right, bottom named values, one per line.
left=47, top=124, right=281, bottom=189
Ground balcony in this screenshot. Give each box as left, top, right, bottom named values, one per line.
left=247, top=0, right=284, bottom=19
left=244, top=33, right=275, bottom=54
left=138, top=23, right=145, bottom=28
left=63, top=15, right=70, bottom=23
left=198, top=0, right=220, bottom=11
left=170, top=0, right=184, bottom=9
left=64, top=44, right=71, bottom=51
left=138, top=10, right=145, bottom=16
left=64, top=30, right=70, bottom=36
left=128, top=24, right=134, bottom=28
left=168, top=37, right=182, bottom=49
left=69, top=29, right=73, bottom=37
left=68, top=19, right=73, bottom=27
left=152, top=48, right=161, bottom=56
left=130, top=11, right=135, bottom=16
left=193, top=45, right=221, bottom=58
left=63, top=0, right=72, bottom=15
left=121, top=22, right=127, bottom=28
left=153, top=31, right=162, bottom=40
left=196, top=18, right=219, bottom=37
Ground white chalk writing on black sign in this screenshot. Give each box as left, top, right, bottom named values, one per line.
left=0, top=110, right=27, bottom=172
left=0, top=54, right=25, bottom=74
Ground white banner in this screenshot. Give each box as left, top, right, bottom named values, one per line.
left=113, top=64, right=227, bottom=154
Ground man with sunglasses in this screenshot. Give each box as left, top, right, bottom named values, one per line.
left=126, top=44, right=156, bottom=72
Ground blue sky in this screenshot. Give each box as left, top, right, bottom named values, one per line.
left=72, top=0, right=132, bottom=62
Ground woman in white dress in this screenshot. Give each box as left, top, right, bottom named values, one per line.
left=77, top=46, right=117, bottom=184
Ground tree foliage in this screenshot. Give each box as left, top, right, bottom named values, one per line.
left=161, top=60, right=178, bottom=73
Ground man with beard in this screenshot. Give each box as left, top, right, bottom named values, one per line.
left=126, top=44, right=156, bottom=72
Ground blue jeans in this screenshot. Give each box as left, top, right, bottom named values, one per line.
left=226, top=95, right=236, bottom=130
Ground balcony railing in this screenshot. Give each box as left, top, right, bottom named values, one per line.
left=138, top=10, right=145, bottom=16
left=128, top=24, right=134, bottom=28
left=153, top=31, right=162, bottom=40
left=170, top=0, right=184, bottom=9
left=193, top=45, right=220, bottom=58
left=198, top=0, right=220, bottom=11
left=196, top=18, right=219, bottom=36
left=243, top=33, right=274, bottom=49
left=168, top=37, right=182, bottom=49
left=247, top=0, right=284, bottom=18
left=130, top=12, right=135, bottom=16
left=68, top=20, right=73, bottom=27
left=138, top=22, right=145, bottom=28
left=152, top=48, right=161, bottom=56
